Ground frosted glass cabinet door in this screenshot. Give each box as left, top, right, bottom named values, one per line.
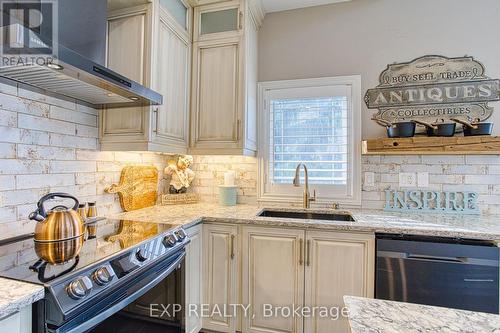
left=201, top=8, right=238, bottom=34
left=194, top=1, right=242, bottom=41
left=159, top=0, right=188, bottom=30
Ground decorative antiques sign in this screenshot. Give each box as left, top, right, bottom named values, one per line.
left=384, top=190, right=479, bottom=215
left=365, top=55, right=500, bottom=123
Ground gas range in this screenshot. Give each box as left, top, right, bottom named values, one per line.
left=0, top=218, right=190, bottom=333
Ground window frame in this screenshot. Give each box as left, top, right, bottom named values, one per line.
left=257, top=76, right=362, bottom=206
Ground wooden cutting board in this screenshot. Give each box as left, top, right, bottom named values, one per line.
left=105, top=166, right=158, bottom=211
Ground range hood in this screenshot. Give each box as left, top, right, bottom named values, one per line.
left=0, top=24, right=162, bottom=107
left=0, top=1, right=162, bottom=108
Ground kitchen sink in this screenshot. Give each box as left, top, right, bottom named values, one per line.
left=257, top=209, right=355, bottom=222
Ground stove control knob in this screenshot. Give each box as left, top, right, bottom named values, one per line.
left=163, top=234, right=177, bottom=248
left=67, top=276, right=93, bottom=300
left=92, top=266, right=115, bottom=286
left=175, top=229, right=186, bottom=241
left=135, top=249, right=149, bottom=262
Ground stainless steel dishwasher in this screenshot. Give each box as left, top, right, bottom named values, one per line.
left=375, top=233, right=499, bottom=314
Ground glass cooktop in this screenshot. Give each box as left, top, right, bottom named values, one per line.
left=0, top=219, right=176, bottom=285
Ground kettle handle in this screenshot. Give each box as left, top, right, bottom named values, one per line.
left=29, top=193, right=79, bottom=221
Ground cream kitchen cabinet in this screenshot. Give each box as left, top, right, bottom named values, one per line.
left=304, top=231, right=375, bottom=333
left=189, top=0, right=260, bottom=155
left=241, top=227, right=305, bottom=333
left=101, top=0, right=191, bottom=153
left=0, top=307, right=31, bottom=333
left=241, top=227, right=375, bottom=333
left=193, top=0, right=242, bottom=42
left=186, top=224, right=203, bottom=333
left=202, top=224, right=239, bottom=332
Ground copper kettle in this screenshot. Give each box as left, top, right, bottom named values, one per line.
left=33, top=236, right=84, bottom=265
left=29, top=193, right=85, bottom=242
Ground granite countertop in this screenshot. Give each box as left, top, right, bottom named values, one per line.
left=114, top=203, right=500, bottom=240
left=344, top=296, right=500, bottom=333
left=2, top=203, right=499, bottom=321
left=0, top=277, right=44, bottom=320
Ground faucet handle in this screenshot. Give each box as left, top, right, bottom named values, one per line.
left=310, top=190, right=316, bottom=202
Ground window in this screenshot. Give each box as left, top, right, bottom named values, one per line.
left=258, top=76, right=361, bottom=205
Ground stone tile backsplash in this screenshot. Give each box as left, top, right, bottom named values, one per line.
left=0, top=82, right=169, bottom=240
left=362, top=155, right=500, bottom=214
left=191, top=155, right=258, bottom=204
left=191, top=154, right=500, bottom=215
left=1, top=80, right=500, bottom=240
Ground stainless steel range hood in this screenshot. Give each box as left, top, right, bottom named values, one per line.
left=0, top=23, right=162, bottom=107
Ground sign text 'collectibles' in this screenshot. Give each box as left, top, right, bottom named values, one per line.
left=365, top=55, right=500, bottom=123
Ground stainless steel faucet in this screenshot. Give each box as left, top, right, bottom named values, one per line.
left=293, top=163, right=316, bottom=208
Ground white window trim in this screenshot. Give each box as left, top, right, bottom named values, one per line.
left=257, top=76, right=362, bottom=206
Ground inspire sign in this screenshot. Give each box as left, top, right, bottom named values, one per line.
left=366, top=55, right=500, bottom=124
left=384, top=189, right=480, bottom=215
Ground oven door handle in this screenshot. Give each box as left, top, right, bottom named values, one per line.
left=56, top=251, right=186, bottom=333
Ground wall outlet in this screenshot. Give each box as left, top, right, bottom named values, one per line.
left=364, top=172, right=375, bottom=187
left=399, top=172, right=417, bottom=187
left=417, top=172, right=429, bottom=188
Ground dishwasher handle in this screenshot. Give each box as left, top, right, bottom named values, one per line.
left=377, top=250, right=499, bottom=267
left=405, top=253, right=467, bottom=263
left=377, top=250, right=467, bottom=263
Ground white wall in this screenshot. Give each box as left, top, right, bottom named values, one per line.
left=258, top=0, right=500, bottom=138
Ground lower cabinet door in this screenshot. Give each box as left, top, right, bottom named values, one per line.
left=0, top=307, right=31, bottom=333
left=242, top=227, right=305, bottom=333
left=304, top=231, right=375, bottom=333
left=202, top=224, right=238, bottom=332
left=186, top=224, right=203, bottom=333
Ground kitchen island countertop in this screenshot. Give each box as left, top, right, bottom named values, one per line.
left=344, top=296, right=500, bottom=333
left=114, top=203, right=500, bottom=240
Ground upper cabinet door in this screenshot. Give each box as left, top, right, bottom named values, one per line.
left=102, top=5, right=151, bottom=141
left=159, top=0, right=190, bottom=31
left=152, top=3, right=191, bottom=150
left=191, top=36, right=243, bottom=151
left=193, top=0, right=243, bottom=42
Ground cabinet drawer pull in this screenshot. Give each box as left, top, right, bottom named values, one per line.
left=299, top=239, right=303, bottom=265
left=306, top=240, right=311, bottom=266
left=153, top=108, right=159, bottom=133
left=230, top=234, right=235, bottom=259
left=239, top=11, right=243, bottom=30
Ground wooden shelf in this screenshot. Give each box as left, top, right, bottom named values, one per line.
left=362, top=136, right=500, bottom=155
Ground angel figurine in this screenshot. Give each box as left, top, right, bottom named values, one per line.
left=164, top=155, right=195, bottom=194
